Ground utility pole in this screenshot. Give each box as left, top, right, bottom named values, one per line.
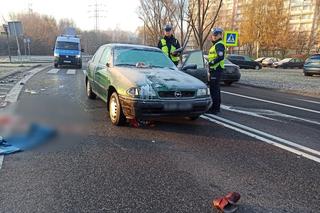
left=88, top=0, right=107, bottom=32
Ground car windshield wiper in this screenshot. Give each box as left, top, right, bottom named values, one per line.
left=115, top=63, right=136, bottom=67
left=151, top=65, right=175, bottom=70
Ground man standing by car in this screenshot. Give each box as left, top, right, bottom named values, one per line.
left=158, top=24, right=181, bottom=66
left=208, top=28, right=226, bottom=114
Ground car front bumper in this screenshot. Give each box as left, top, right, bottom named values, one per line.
left=119, top=96, right=212, bottom=119
left=54, top=56, right=82, bottom=66
left=304, top=67, right=320, bottom=74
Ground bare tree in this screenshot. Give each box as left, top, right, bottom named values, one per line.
left=187, top=0, right=223, bottom=50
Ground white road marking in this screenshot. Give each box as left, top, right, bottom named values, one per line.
left=222, top=104, right=320, bottom=126
left=222, top=91, right=320, bottom=114
left=296, top=98, right=320, bottom=105
left=0, top=87, right=10, bottom=91
left=206, top=114, right=320, bottom=157
left=201, top=115, right=320, bottom=163
left=0, top=155, right=3, bottom=170
left=66, top=69, right=76, bottom=75
left=47, top=69, right=60, bottom=74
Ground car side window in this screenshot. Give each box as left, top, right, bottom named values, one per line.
left=184, top=51, right=204, bottom=69
left=93, top=47, right=104, bottom=64
left=244, top=56, right=252, bottom=61
left=99, top=47, right=111, bottom=65
left=238, top=56, right=245, bottom=61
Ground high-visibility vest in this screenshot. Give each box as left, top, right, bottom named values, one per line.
left=208, top=40, right=226, bottom=70
left=160, top=38, right=179, bottom=63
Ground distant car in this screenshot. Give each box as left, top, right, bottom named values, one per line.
left=273, top=58, right=304, bottom=69
left=202, top=56, right=241, bottom=86
left=255, top=57, right=266, bottom=63
left=85, top=44, right=212, bottom=125
left=303, top=54, right=320, bottom=76
left=227, top=54, right=262, bottom=70
left=261, top=57, right=280, bottom=67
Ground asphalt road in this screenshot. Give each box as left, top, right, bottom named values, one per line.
left=0, top=64, right=319, bottom=213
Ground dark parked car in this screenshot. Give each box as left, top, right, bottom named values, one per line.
left=85, top=44, right=212, bottom=125
left=202, top=55, right=241, bottom=86
left=273, top=58, right=304, bottom=69
left=261, top=57, right=280, bottom=67
left=303, top=54, right=320, bottom=76
left=227, top=54, right=262, bottom=70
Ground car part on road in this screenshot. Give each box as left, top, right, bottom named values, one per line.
left=212, top=197, right=238, bottom=213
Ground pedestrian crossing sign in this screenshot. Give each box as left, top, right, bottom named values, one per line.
left=224, top=31, right=238, bottom=47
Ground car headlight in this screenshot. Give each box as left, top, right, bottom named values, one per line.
left=197, top=88, right=210, bottom=97
left=76, top=54, right=81, bottom=58
left=127, top=87, right=140, bottom=97
left=54, top=53, right=59, bottom=57
left=127, top=85, right=157, bottom=99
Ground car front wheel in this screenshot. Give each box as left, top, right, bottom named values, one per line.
left=109, top=92, right=126, bottom=126
left=86, top=80, right=96, bottom=99
left=255, top=65, right=260, bottom=70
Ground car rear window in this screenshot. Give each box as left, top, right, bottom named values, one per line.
left=56, top=41, right=79, bottom=50
left=309, top=55, right=320, bottom=60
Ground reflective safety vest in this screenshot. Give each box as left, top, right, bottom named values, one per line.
left=208, top=40, right=226, bottom=70
left=160, top=38, right=179, bottom=63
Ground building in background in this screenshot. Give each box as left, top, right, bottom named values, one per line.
left=190, top=0, right=319, bottom=55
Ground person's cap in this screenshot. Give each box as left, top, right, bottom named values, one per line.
left=212, top=28, right=223, bottom=36
left=164, top=24, right=172, bottom=32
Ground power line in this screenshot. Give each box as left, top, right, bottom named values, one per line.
left=88, top=0, right=107, bottom=31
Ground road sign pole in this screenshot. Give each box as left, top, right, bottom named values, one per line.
left=6, top=32, right=12, bottom=63
left=12, top=23, right=22, bottom=63
left=27, top=40, right=31, bottom=61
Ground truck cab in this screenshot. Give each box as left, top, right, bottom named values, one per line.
left=53, top=35, right=83, bottom=68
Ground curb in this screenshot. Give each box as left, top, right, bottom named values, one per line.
left=0, top=64, right=42, bottom=81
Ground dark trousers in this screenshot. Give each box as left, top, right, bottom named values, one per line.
left=209, top=68, right=222, bottom=112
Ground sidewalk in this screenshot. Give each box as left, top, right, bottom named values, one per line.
left=239, top=68, right=320, bottom=98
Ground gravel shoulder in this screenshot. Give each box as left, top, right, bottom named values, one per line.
left=0, top=64, right=41, bottom=79
left=239, top=68, right=320, bottom=98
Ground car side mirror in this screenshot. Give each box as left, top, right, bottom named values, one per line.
left=182, top=64, right=197, bottom=71
left=81, top=48, right=84, bottom=52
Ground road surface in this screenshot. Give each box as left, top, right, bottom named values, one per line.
left=0, top=64, right=319, bottom=213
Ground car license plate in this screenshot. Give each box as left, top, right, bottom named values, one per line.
left=64, top=60, right=71, bottom=63
left=165, top=102, right=192, bottom=111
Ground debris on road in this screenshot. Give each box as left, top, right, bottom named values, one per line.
left=212, top=192, right=241, bottom=213
left=128, top=119, right=156, bottom=128
left=24, top=88, right=38, bottom=95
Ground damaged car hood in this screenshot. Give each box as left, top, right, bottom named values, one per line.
left=112, top=67, right=206, bottom=91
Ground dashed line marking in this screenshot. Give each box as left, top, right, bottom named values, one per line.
left=0, top=155, right=3, bottom=170
left=66, top=69, right=76, bottom=75
left=47, top=69, right=60, bottom=74
left=296, top=98, right=320, bottom=105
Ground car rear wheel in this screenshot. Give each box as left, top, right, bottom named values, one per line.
left=224, top=81, right=233, bottom=86
left=304, top=72, right=313, bottom=76
left=109, top=92, right=126, bottom=126
left=86, top=80, right=96, bottom=99
left=187, top=115, right=200, bottom=121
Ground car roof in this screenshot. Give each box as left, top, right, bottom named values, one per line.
left=56, top=36, right=80, bottom=43
left=104, top=43, right=161, bottom=52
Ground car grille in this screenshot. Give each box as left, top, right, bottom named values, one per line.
left=158, top=91, right=196, bottom=98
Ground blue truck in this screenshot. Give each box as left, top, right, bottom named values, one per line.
left=53, top=34, right=83, bottom=68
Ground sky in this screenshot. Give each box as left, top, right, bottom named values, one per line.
left=0, top=0, right=142, bottom=32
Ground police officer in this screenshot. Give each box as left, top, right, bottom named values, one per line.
left=158, top=24, right=181, bottom=66
left=208, top=28, right=226, bottom=114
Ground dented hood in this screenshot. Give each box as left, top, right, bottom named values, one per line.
left=112, top=66, right=206, bottom=91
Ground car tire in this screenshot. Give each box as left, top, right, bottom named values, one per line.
left=304, top=72, right=313, bottom=76
left=224, top=81, right=233, bottom=86
left=109, top=92, right=126, bottom=126
left=255, top=65, right=260, bottom=70
left=188, top=115, right=200, bottom=121
left=86, top=80, right=96, bottom=99
left=54, top=63, right=58, bottom=68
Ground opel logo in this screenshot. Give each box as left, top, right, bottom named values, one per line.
left=174, top=91, right=182, bottom=98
